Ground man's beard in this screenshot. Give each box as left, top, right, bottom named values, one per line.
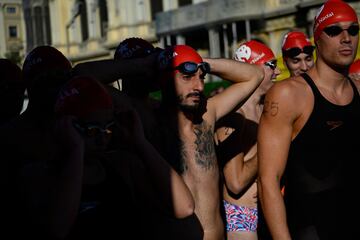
left=177, top=92, right=207, bottom=115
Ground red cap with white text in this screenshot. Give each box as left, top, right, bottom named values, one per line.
left=55, top=75, right=113, bottom=118
left=313, top=0, right=358, bottom=41
left=234, top=40, right=274, bottom=65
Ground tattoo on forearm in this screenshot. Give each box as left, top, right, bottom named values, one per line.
left=263, top=100, right=279, bottom=116
left=194, top=123, right=217, bottom=170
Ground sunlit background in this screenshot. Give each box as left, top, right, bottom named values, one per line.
left=1, top=0, right=359, bottom=98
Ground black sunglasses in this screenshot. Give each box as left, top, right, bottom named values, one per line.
left=264, top=60, right=277, bottom=70
left=73, top=121, right=115, bottom=137
left=283, top=46, right=315, bottom=58
left=174, top=61, right=211, bottom=75
left=323, top=25, right=359, bottom=38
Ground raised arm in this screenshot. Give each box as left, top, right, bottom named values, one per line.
left=204, top=58, right=264, bottom=121
left=216, top=111, right=258, bottom=195
left=72, top=51, right=159, bottom=85
left=115, top=108, right=195, bottom=219
left=257, top=81, right=297, bottom=240
left=13, top=116, right=85, bottom=239
left=49, top=115, right=85, bottom=239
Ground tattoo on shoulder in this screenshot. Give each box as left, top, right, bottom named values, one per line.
left=263, top=100, right=279, bottom=116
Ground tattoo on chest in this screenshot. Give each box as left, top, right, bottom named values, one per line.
left=193, top=123, right=217, bottom=170
left=179, top=141, right=188, bottom=173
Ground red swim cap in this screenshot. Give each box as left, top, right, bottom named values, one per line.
left=156, top=45, right=203, bottom=87
left=114, top=37, right=155, bottom=60
left=313, top=0, right=358, bottom=41
left=349, top=59, right=360, bottom=74
left=23, top=45, right=72, bottom=81
left=282, top=31, right=312, bottom=51
left=172, top=45, right=203, bottom=67
left=55, top=75, right=113, bottom=118
left=158, top=45, right=203, bottom=71
left=234, top=40, right=274, bottom=65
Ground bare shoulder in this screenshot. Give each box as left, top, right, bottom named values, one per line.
left=263, top=76, right=309, bottom=119
left=270, top=75, right=307, bottom=93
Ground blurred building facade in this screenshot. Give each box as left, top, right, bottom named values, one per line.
left=15, top=0, right=360, bottom=78
left=21, top=0, right=161, bottom=64
left=0, top=0, right=26, bottom=62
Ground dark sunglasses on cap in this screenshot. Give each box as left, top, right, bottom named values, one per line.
left=323, top=25, right=359, bottom=38
left=73, top=120, right=115, bottom=137
left=174, top=61, right=211, bottom=75
left=264, top=60, right=277, bottom=70
left=283, top=46, right=315, bottom=58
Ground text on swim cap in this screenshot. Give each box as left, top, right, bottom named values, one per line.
left=57, top=87, right=80, bottom=103
left=117, top=43, right=142, bottom=58
left=24, top=57, right=43, bottom=72
left=250, top=52, right=265, bottom=64
left=315, top=12, right=334, bottom=31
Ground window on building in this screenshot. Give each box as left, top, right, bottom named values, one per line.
left=114, top=0, right=120, bottom=16
left=8, top=26, right=18, bottom=38
left=44, top=5, right=52, bottom=45
left=151, top=0, right=163, bottom=20
left=34, top=6, right=45, bottom=45
left=78, top=0, right=89, bottom=41
left=6, top=6, right=17, bottom=14
left=99, top=0, right=108, bottom=38
left=24, top=8, right=34, bottom=50
left=136, top=0, right=146, bottom=22
left=29, top=1, right=51, bottom=47
left=178, top=0, right=192, bottom=7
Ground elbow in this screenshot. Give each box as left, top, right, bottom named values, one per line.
left=226, top=178, right=246, bottom=195
left=226, top=173, right=257, bottom=195
left=257, top=67, right=265, bottom=84
left=174, top=200, right=195, bottom=219
left=257, top=175, right=279, bottom=197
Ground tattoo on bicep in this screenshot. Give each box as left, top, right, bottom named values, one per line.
left=194, top=123, right=217, bottom=170
left=263, top=100, right=279, bottom=116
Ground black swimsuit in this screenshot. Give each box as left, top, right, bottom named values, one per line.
left=284, top=73, right=360, bottom=239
